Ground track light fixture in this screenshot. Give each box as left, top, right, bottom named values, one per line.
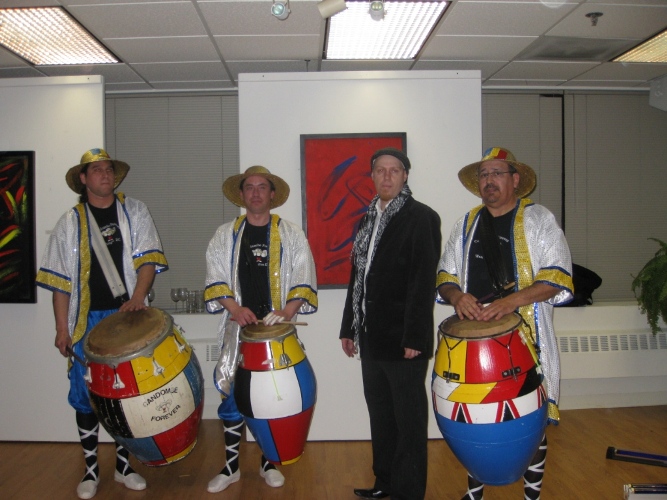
left=317, top=0, right=347, bottom=19
left=271, top=0, right=290, bottom=20
left=369, top=0, right=385, bottom=21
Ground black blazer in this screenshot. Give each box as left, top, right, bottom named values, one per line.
left=340, top=196, right=442, bottom=360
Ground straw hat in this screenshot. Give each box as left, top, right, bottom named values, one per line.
left=458, top=147, right=536, bottom=198
left=66, top=148, right=130, bottom=194
left=222, top=165, right=290, bottom=209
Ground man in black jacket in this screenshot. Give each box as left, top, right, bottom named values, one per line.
left=340, top=148, right=442, bottom=500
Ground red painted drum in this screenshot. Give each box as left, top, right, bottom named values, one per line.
left=84, top=307, right=204, bottom=466
left=234, top=323, right=317, bottom=465
left=432, top=313, right=547, bottom=485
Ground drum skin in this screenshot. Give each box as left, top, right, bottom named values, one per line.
left=84, top=308, right=204, bottom=466
left=432, top=313, right=547, bottom=485
left=234, top=323, right=316, bottom=465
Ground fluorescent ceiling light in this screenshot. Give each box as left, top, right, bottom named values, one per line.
left=614, top=29, right=667, bottom=63
left=325, top=0, right=448, bottom=60
left=0, top=7, right=118, bottom=65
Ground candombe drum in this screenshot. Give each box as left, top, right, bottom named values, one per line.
left=234, top=323, right=316, bottom=465
left=84, top=307, right=204, bottom=466
left=431, top=312, right=547, bottom=485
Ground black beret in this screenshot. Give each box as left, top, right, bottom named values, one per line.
left=370, top=147, right=411, bottom=172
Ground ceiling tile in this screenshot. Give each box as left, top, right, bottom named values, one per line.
left=437, top=0, right=578, bottom=37
left=130, top=61, right=231, bottom=82
left=492, top=60, right=600, bottom=80
left=320, top=60, right=414, bottom=72
left=198, top=1, right=323, bottom=36
left=0, top=67, right=46, bottom=78
left=421, top=35, right=536, bottom=60
left=571, top=62, right=667, bottom=82
left=214, top=35, right=321, bottom=60
left=227, top=60, right=313, bottom=79
left=68, top=2, right=207, bottom=38
left=413, top=60, right=506, bottom=79
left=546, top=3, right=667, bottom=39
left=105, top=36, right=220, bottom=64
left=40, top=63, right=144, bottom=83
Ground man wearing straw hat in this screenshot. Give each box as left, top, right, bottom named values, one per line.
left=436, top=147, right=574, bottom=500
left=204, top=165, right=318, bottom=493
left=340, top=148, right=442, bottom=500
left=36, top=148, right=168, bottom=499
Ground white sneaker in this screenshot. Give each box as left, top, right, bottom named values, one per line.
left=114, top=470, right=147, bottom=491
left=259, top=466, right=285, bottom=488
left=207, top=469, right=241, bottom=493
left=76, top=478, right=99, bottom=499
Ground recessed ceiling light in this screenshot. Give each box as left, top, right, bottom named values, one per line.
left=0, top=7, right=118, bottom=65
left=614, top=29, right=667, bottom=64
left=325, top=0, right=449, bottom=60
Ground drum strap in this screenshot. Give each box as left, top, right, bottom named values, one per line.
left=477, top=207, right=514, bottom=299
left=86, top=204, right=128, bottom=299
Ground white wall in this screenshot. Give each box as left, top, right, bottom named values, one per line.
left=238, top=71, right=482, bottom=439
left=0, top=76, right=105, bottom=441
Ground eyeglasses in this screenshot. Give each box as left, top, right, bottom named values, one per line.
left=478, top=170, right=515, bottom=181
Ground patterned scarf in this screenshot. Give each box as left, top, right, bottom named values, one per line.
left=351, top=184, right=412, bottom=347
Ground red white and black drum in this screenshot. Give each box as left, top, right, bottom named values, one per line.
left=84, top=307, right=204, bottom=466
left=431, top=312, right=547, bottom=485
left=234, top=323, right=317, bottom=465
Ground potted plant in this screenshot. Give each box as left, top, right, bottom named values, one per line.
left=631, top=238, right=667, bottom=334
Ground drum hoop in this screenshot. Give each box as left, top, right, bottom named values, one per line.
left=240, top=323, right=296, bottom=343
left=84, top=309, right=174, bottom=366
left=439, top=312, right=523, bottom=340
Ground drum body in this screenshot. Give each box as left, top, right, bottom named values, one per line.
left=234, top=323, right=317, bottom=465
left=84, top=308, right=204, bottom=467
left=431, top=313, right=547, bottom=485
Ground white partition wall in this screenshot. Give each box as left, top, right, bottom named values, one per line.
left=238, top=71, right=482, bottom=439
left=0, top=76, right=105, bottom=441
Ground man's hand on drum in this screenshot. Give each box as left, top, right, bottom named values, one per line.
left=229, top=306, right=258, bottom=327
left=341, top=338, right=357, bottom=357
left=55, top=328, right=71, bottom=357
left=476, top=296, right=516, bottom=322
left=262, top=311, right=285, bottom=326
left=448, top=289, right=483, bottom=320
left=119, top=295, right=149, bottom=312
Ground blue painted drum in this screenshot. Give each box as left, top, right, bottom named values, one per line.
left=431, top=313, right=547, bottom=485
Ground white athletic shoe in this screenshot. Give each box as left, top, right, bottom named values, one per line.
left=76, top=478, right=99, bottom=499
left=259, top=466, right=285, bottom=488
left=207, top=470, right=241, bottom=493
left=114, top=470, right=147, bottom=491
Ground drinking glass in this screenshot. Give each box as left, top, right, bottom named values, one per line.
left=170, top=288, right=180, bottom=312
left=178, top=288, right=189, bottom=312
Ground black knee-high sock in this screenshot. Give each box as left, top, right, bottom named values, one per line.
left=461, top=473, right=484, bottom=500
left=115, top=443, right=136, bottom=476
left=523, top=434, right=547, bottom=500
left=219, top=419, right=244, bottom=476
left=76, top=411, right=99, bottom=483
left=261, top=454, right=277, bottom=472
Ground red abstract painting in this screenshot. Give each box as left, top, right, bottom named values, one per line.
left=300, top=133, right=406, bottom=288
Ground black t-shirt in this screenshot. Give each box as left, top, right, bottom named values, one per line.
left=467, top=210, right=514, bottom=303
left=88, top=202, right=127, bottom=310
left=238, top=222, right=271, bottom=318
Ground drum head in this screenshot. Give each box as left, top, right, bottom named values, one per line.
left=439, top=312, right=522, bottom=340
left=241, top=323, right=295, bottom=342
left=85, top=307, right=172, bottom=361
